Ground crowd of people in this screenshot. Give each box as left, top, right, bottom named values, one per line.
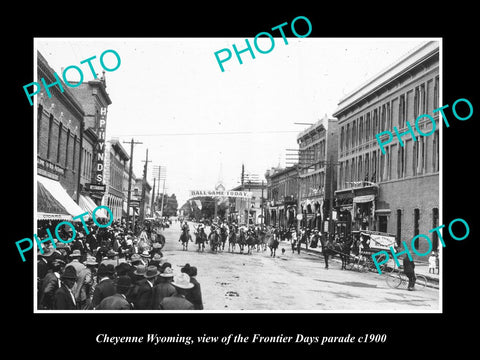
left=37, top=218, right=203, bottom=310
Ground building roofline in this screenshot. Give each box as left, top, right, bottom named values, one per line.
left=296, top=114, right=337, bottom=141
left=332, top=40, right=440, bottom=117
left=110, top=138, right=130, bottom=161
left=37, top=51, right=85, bottom=118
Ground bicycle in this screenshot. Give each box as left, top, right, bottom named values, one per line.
left=385, top=271, right=427, bottom=290
left=347, top=252, right=393, bottom=274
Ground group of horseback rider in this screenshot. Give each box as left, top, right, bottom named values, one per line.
left=178, top=219, right=282, bottom=256
left=177, top=217, right=377, bottom=269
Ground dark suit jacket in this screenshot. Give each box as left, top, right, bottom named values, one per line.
left=160, top=294, right=194, bottom=310
left=92, top=278, right=116, bottom=308
left=135, top=280, right=156, bottom=310
left=152, top=282, right=177, bottom=309
left=403, top=258, right=415, bottom=274
left=97, top=294, right=132, bottom=310
left=186, top=278, right=203, bottom=310
left=39, top=272, right=60, bottom=309
left=53, top=285, right=77, bottom=310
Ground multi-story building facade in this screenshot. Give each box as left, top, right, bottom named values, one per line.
left=297, top=114, right=338, bottom=231
left=37, top=51, right=85, bottom=219
left=265, top=165, right=298, bottom=228
left=135, top=178, right=152, bottom=220
left=68, top=74, right=112, bottom=206
left=103, top=139, right=130, bottom=221
left=230, top=182, right=266, bottom=225
left=333, top=41, right=440, bottom=253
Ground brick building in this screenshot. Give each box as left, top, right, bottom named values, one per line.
left=68, top=75, right=112, bottom=206
left=230, top=182, right=266, bottom=225
left=103, top=139, right=130, bottom=221
left=265, top=165, right=298, bottom=228
left=333, top=41, right=440, bottom=253
left=36, top=51, right=85, bottom=219
left=297, top=114, right=338, bottom=231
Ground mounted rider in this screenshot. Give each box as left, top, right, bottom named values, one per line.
left=181, top=221, right=190, bottom=233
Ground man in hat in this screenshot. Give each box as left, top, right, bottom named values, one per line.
left=53, top=265, right=78, bottom=310
left=39, top=258, right=65, bottom=310
left=66, top=250, right=85, bottom=273
left=127, top=264, right=147, bottom=305
left=159, top=273, right=195, bottom=310
left=37, top=246, right=53, bottom=280
left=403, top=255, right=416, bottom=291
left=152, top=265, right=176, bottom=309
left=96, top=276, right=133, bottom=310
left=182, top=265, right=203, bottom=310
left=134, top=265, right=159, bottom=310
left=92, top=264, right=116, bottom=308
left=149, top=253, right=163, bottom=270
left=80, top=256, right=97, bottom=310
left=150, top=242, right=163, bottom=258
left=129, top=253, right=144, bottom=267
left=101, top=249, right=119, bottom=267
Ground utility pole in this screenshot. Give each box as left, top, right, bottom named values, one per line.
left=139, top=148, right=151, bottom=224
left=160, top=177, right=166, bottom=217
left=151, top=177, right=156, bottom=214
left=123, top=138, right=142, bottom=232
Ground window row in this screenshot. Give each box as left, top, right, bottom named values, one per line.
left=338, top=129, right=439, bottom=189
left=339, top=75, right=439, bottom=153
left=39, top=109, right=80, bottom=172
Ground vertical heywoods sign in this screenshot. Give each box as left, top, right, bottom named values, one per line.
left=95, top=107, right=107, bottom=183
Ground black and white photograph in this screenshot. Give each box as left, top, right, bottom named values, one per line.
left=7, top=7, right=478, bottom=356
left=32, top=37, right=441, bottom=312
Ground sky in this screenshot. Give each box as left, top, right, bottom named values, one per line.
left=35, top=37, right=431, bottom=207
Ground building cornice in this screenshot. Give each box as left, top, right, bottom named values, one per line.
left=333, top=41, right=440, bottom=118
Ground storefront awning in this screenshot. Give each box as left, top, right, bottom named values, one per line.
left=37, top=175, right=84, bottom=220
left=37, top=181, right=71, bottom=220
left=79, top=194, right=108, bottom=218
left=353, top=194, right=375, bottom=203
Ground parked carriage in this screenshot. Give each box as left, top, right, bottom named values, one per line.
left=346, top=230, right=396, bottom=273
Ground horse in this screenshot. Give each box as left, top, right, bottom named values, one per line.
left=238, top=229, right=246, bottom=254
left=245, top=232, right=256, bottom=254
left=219, top=227, right=228, bottom=251
left=228, top=229, right=237, bottom=252
left=194, top=228, right=207, bottom=252
left=256, top=229, right=269, bottom=252
left=267, top=235, right=279, bottom=257
left=179, top=228, right=192, bottom=251
left=320, top=236, right=353, bottom=270
left=208, top=229, right=220, bottom=253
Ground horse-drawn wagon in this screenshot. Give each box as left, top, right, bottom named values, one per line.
left=346, top=230, right=396, bottom=273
